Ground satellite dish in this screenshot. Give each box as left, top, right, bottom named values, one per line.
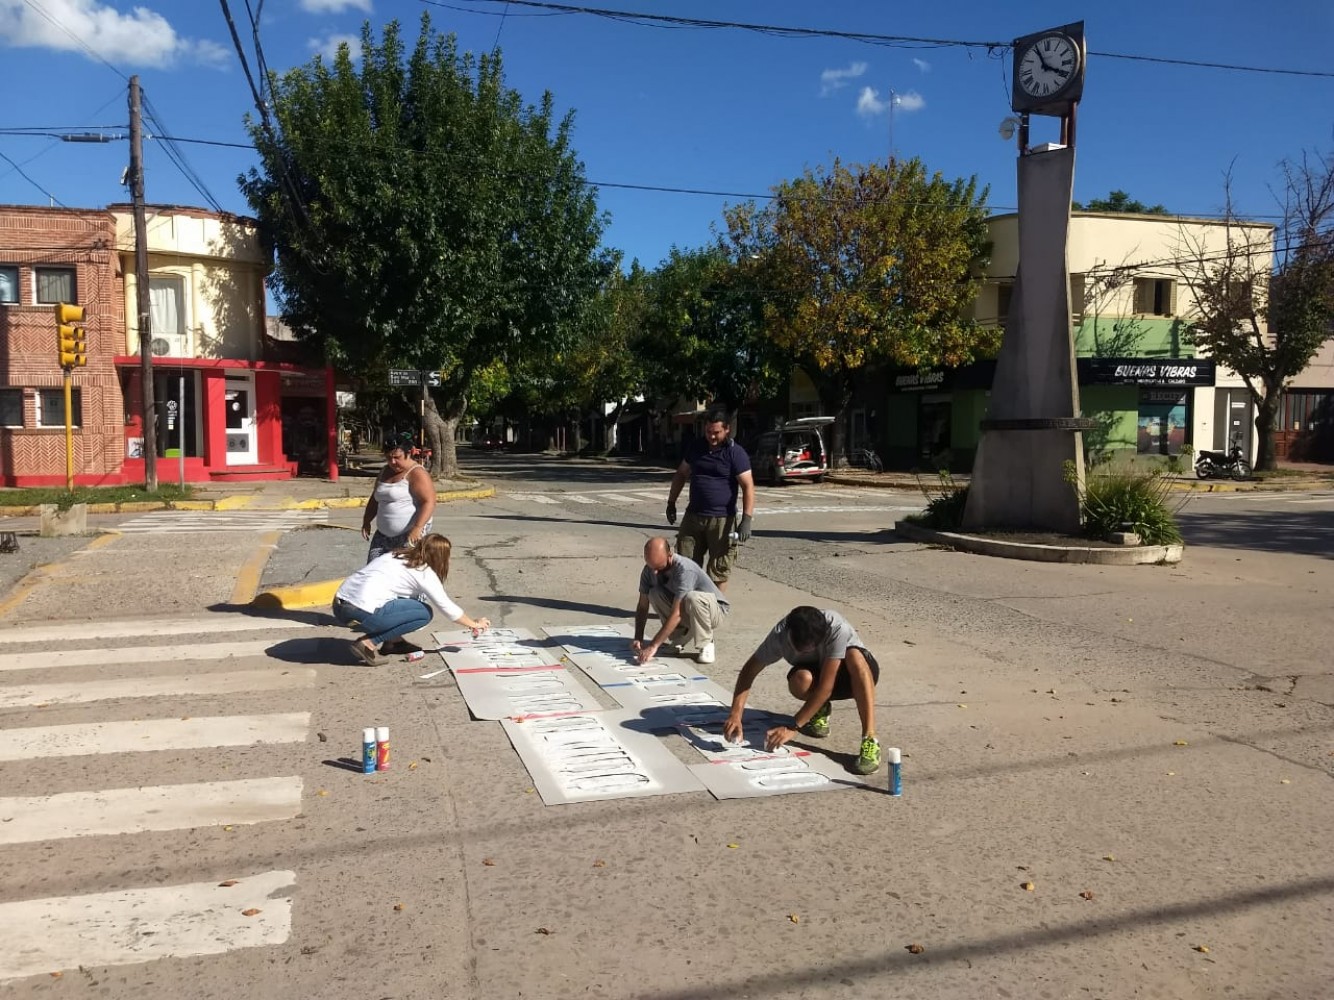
left=998, top=117, right=1021, bottom=141
left=150, top=337, right=172, bottom=356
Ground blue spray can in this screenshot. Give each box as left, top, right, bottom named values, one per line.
left=888, top=746, right=903, bottom=796
left=362, top=727, right=377, bottom=774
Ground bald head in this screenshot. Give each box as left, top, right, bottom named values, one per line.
left=644, top=536, right=672, bottom=572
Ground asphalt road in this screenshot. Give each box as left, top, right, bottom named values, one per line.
left=0, top=456, right=1330, bottom=999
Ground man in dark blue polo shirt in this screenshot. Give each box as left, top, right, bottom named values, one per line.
left=665, top=408, right=756, bottom=590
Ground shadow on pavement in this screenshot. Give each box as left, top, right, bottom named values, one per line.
left=479, top=594, right=632, bottom=618
left=461, top=453, right=672, bottom=485
left=204, top=602, right=337, bottom=626
left=265, top=636, right=359, bottom=665
left=1177, top=507, right=1334, bottom=558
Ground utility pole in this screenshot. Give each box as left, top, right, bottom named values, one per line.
left=129, top=75, right=158, bottom=489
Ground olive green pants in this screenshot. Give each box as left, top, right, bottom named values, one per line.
left=676, top=511, right=737, bottom=584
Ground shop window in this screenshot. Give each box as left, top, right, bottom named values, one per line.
left=149, top=274, right=186, bottom=335
left=996, top=283, right=1013, bottom=325
left=1133, top=277, right=1176, bottom=316
left=35, top=267, right=76, bottom=304
left=0, top=388, right=23, bottom=427
left=0, top=265, right=18, bottom=304
left=37, top=388, right=81, bottom=428
left=1137, top=389, right=1187, bottom=455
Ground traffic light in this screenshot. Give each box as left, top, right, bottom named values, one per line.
left=54, top=302, right=87, bottom=368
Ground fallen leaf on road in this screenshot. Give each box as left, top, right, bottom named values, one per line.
left=1194, top=945, right=1210, bottom=954
left=49, top=972, right=62, bottom=979
left=222, top=825, right=234, bottom=832
left=1020, top=881, right=1035, bottom=891
left=536, top=927, right=552, bottom=935
left=524, top=788, right=534, bottom=794
left=1079, top=890, right=1095, bottom=901
left=393, top=903, right=405, bottom=912
left=957, top=704, right=968, bottom=709
left=242, top=908, right=261, bottom=917
left=592, top=860, right=606, bottom=868
left=727, top=843, right=740, bottom=849
left=1173, top=740, right=1188, bottom=747
left=316, top=732, right=328, bottom=743
left=482, top=858, right=496, bottom=866
left=317, top=789, right=329, bottom=797
left=1280, top=779, right=1292, bottom=784
left=180, top=716, right=190, bottom=721
left=218, top=880, right=238, bottom=887
left=1102, top=855, right=1116, bottom=862
left=1166, top=772, right=1176, bottom=776
left=788, top=914, right=800, bottom=924
left=408, top=761, right=419, bottom=770
left=905, top=943, right=925, bottom=954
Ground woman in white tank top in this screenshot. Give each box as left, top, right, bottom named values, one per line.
left=361, top=438, right=437, bottom=563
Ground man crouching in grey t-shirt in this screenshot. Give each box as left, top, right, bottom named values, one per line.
left=723, top=605, right=882, bottom=775
left=632, top=537, right=729, bottom=666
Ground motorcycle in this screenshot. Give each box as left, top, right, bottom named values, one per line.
left=1194, top=444, right=1252, bottom=481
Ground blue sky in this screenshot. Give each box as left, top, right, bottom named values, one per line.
left=2, top=0, right=1332, bottom=273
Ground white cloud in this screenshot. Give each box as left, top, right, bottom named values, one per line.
left=856, top=87, right=926, bottom=117
left=896, top=90, right=926, bottom=112
left=820, top=61, right=867, bottom=96
left=309, top=32, right=360, bottom=62
left=299, top=0, right=372, bottom=12
left=912, top=57, right=931, bottom=73
left=0, top=0, right=228, bottom=68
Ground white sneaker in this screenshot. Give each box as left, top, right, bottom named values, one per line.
left=696, top=642, right=715, bottom=665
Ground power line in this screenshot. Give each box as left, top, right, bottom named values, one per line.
left=0, top=147, right=67, bottom=206
left=20, top=0, right=129, bottom=81
left=437, top=0, right=1334, bottom=79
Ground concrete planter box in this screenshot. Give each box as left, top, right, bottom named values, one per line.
left=894, top=520, right=1183, bottom=565
left=39, top=503, right=88, bottom=537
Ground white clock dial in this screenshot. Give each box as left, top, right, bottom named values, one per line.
left=1018, top=34, right=1078, bottom=98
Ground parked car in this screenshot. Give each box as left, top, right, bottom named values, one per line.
left=750, top=417, right=834, bottom=484
left=474, top=432, right=505, bottom=450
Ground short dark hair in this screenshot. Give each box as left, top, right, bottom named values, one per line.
left=704, top=407, right=730, bottom=427
left=785, top=606, right=829, bottom=650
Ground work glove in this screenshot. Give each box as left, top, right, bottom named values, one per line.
left=736, top=514, right=753, bottom=543
left=666, top=502, right=677, bottom=526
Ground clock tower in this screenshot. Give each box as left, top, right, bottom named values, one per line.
left=963, top=22, right=1092, bottom=535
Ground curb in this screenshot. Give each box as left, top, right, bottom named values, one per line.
left=893, top=520, right=1183, bottom=565
left=0, top=486, right=495, bottom=517
left=252, top=577, right=343, bottom=611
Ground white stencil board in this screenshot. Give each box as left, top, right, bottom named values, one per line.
left=451, top=666, right=603, bottom=720
left=501, top=711, right=704, bottom=805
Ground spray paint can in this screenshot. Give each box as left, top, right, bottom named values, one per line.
left=375, top=726, right=391, bottom=771
left=887, top=747, right=903, bottom=796
left=361, top=727, right=377, bottom=774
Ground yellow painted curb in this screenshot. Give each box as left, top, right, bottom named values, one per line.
left=439, top=487, right=496, bottom=501
left=173, top=500, right=217, bottom=511
left=252, top=577, right=344, bottom=611
left=85, top=503, right=118, bottom=514
left=320, top=497, right=368, bottom=509
left=117, top=501, right=163, bottom=512
left=0, top=506, right=36, bottom=516
left=215, top=494, right=256, bottom=510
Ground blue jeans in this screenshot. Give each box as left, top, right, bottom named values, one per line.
left=332, top=596, right=432, bottom=645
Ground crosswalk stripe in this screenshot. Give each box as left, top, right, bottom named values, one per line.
left=115, top=511, right=326, bottom=533
left=1, top=639, right=282, bottom=673
left=0, top=712, right=310, bottom=761
left=0, top=617, right=314, bottom=645
left=0, top=669, right=317, bottom=709
left=0, top=869, right=296, bottom=983
left=628, top=491, right=667, bottom=502
left=0, top=777, right=304, bottom=845
left=506, top=493, right=561, bottom=504
left=598, top=492, right=641, bottom=502
left=562, top=495, right=600, bottom=504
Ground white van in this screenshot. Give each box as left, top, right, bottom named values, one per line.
left=750, top=416, right=834, bottom=485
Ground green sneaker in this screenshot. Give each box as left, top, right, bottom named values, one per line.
left=853, top=736, right=882, bottom=775
left=798, top=701, right=832, bottom=739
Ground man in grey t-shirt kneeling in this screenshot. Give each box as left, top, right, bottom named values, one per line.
left=722, top=606, right=882, bottom=775
left=632, top=537, right=729, bottom=665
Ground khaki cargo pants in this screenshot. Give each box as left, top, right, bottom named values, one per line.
left=676, top=511, right=737, bottom=585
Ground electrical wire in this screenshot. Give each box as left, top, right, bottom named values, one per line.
left=434, top=0, right=1334, bottom=79
left=0, top=147, right=68, bottom=206
left=141, top=96, right=225, bottom=213
left=20, top=0, right=129, bottom=81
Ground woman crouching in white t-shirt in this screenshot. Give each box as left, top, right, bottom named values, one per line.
left=332, top=534, right=490, bottom=665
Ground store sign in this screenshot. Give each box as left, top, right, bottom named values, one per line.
left=1079, top=358, right=1216, bottom=386
left=388, top=369, right=442, bottom=388
left=893, top=369, right=950, bottom=392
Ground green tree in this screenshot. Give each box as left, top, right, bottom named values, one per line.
left=239, top=15, right=610, bottom=477
left=724, top=157, right=993, bottom=460
left=641, top=246, right=788, bottom=417
left=1178, top=153, right=1334, bottom=471
left=1074, top=190, right=1168, bottom=214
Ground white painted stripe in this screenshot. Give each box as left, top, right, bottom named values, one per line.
left=755, top=505, right=919, bottom=515
left=0, top=639, right=281, bottom=673
left=508, top=493, right=560, bottom=504
left=597, top=493, right=642, bottom=502
left=561, top=495, right=600, bottom=504
left=0, top=869, right=295, bottom=983
left=0, top=617, right=313, bottom=645
left=0, top=712, right=310, bottom=761
left=0, top=777, right=304, bottom=845
left=628, top=491, right=668, bottom=502
left=0, top=669, right=317, bottom=709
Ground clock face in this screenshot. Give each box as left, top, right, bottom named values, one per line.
left=1017, top=34, right=1079, bottom=99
